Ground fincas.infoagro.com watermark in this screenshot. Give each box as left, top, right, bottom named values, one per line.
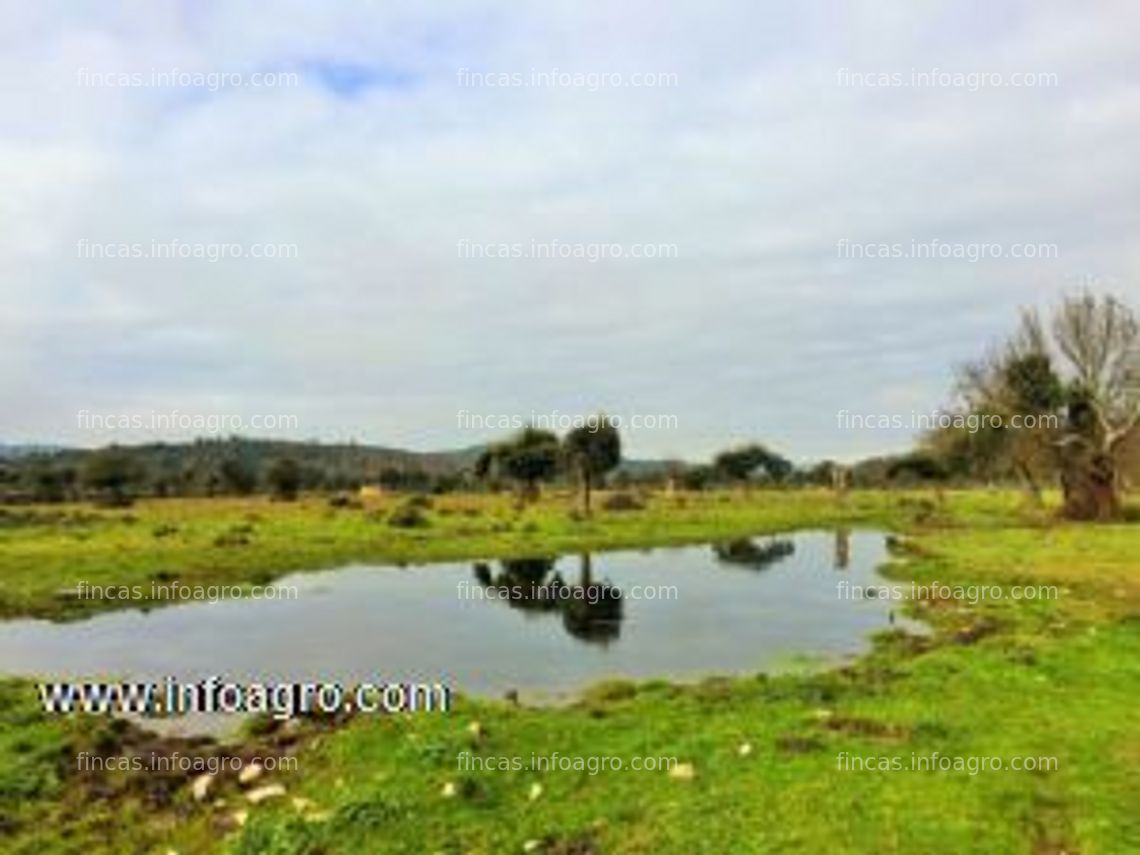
left=456, top=751, right=678, bottom=774
left=836, top=579, right=1060, bottom=604
left=836, top=409, right=1060, bottom=434
left=835, top=67, right=1058, bottom=90
left=456, top=68, right=678, bottom=90
left=835, top=238, right=1058, bottom=262
left=76, top=239, right=298, bottom=262
left=836, top=752, right=1058, bottom=774
left=76, top=751, right=297, bottom=775
left=76, top=409, right=299, bottom=435
left=457, top=579, right=677, bottom=604
left=74, top=580, right=299, bottom=604
left=456, top=410, right=677, bottom=433
left=456, top=239, right=678, bottom=262
left=76, top=67, right=299, bottom=90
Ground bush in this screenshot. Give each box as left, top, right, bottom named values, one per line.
left=601, top=492, right=646, bottom=512
left=213, top=523, right=255, bottom=547
left=266, top=457, right=302, bottom=501
left=388, top=501, right=430, bottom=529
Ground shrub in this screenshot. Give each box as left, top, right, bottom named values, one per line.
left=213, top=523, right=255, bottom=547
left=388, top=501, right=430, bottom=529
left=601, top=492, right=645, bottom=512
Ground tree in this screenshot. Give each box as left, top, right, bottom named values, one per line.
left=946, top=320, right=1066, bottom=503
left=679, top=464, right=716, bottom=491
left=713, top=444, right=793, bottom=487
left=82, top=447, right=142, bottom=507
left=946, top=292, right=1140, bottom=520
left=1051, top=294, right=1140, bottom=518
left=218, top=455, right=259, bottom=495
left=477, top=427, right=561, bottom=504
left=266, top=457, right=302, bottom=501
left=563, top=416, right=622, bottom=515
left=886, top=452, right=949, bottom=485
left=26, top=460, right=74, bottom=503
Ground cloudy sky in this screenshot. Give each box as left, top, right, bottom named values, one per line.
left=2, top=1, right=1138, bottom=461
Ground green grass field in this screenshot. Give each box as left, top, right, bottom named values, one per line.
left=1, top=489, right=1137, bottom=853
left=0, top=488, right=1016, bottom=619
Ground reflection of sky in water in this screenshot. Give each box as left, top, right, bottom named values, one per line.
left=0, top=531, right=920, bottom=704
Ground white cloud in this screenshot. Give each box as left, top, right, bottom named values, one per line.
left=1, top=0, right=1138, bottom=459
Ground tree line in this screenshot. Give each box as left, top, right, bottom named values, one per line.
left=2, top=292, right=1135, bottom=521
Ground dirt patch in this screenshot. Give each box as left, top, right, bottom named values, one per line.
left=544, top=833, right=602, bottom=855
left=952, top=617, right=1000, bottom=645
left=818, top=716, right=910, bottom=741
left=775, top=734, right=826, bottom=754
left=60, top=713, right=324, bottom=820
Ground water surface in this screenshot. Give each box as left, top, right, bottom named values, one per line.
left=0, top=530, right=917, bottom=705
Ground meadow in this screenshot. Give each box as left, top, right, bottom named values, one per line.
left=0, top=489, right=1137, bottom=853
left=0, top=488, right=998, bottom=620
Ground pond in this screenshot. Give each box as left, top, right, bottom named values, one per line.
left=0, top=530, right=919, bottom=728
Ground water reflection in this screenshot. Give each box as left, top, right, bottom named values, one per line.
left=472, top=553, right=624, bottom=645
left=0, top=530, right=920, bottom=729
left=711, top=537, right=796, bottom=570
left=834, top=528, right=850, bottom=570
left=561, top=554, right=623, bottom=645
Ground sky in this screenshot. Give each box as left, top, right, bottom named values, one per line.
left=2, top=0, right=1139, bottom=462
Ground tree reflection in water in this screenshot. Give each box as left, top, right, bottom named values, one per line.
left=711, top=537, right=795, bottom=570
left=834, top=528, right=850, bottom=570
left=471, top=553, right=624, bottom=644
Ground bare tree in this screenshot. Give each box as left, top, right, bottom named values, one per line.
left=1051, top=293, right=1140, bottom=519
left=942, top=292, right=1139, bottom=520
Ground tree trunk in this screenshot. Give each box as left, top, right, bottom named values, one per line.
left=1013, top=458, right=1043, bottom=507
left=517, top=479, right=540, bottom=508
left=1061, top=450, right=1120, bottom=521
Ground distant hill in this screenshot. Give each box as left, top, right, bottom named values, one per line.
left=613, top=458, right=688, bottom=479
left=0, top=438, right=681, bottom=471
left=13, top=438, right=483, bottom=478
left=0, top=438, right=692, bottom=498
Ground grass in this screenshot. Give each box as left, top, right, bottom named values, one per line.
left=0, top=489, right=1137, bottom=853
left=0, top=488, right=1022, bottom=619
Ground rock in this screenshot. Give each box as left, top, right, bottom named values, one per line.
left=528, top=782, right=543, bottom=801
left=523, top=841, right=542, bottom=853
left=738, top=743, right=753, bottom=757
left=292, top=797, right=315, bottom=812
left=246, top=784, right=286, bottom=804
left=190, top=773, right=215, bottom=802
left=238, top=763, right=263, bottom=785
left=441, top=781, right=458, bottom=798
left=232, top=810, right=249, bottom=827
left=668, top=763, right=695, bottom=780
